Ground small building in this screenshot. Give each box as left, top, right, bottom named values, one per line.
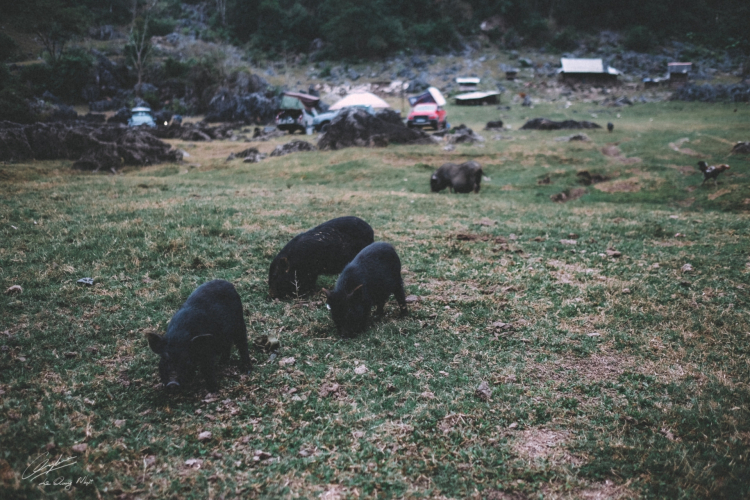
left=456, top=77, right=480, bottom=92
left=558, top=58, right=621, bottom=85
left=505, top=68, right=518, bottom=81
left=454, top=91, right=501, bottom=106
left=668, top=62, right=692, bottom=85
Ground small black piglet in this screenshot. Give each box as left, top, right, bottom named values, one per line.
left=269, top=216, right=374, bottom=299
left=323, top=242, right=407, bottom=337
left=430, top=160, right=483, bottom=194
left=146, top=279, right=251, bottom=392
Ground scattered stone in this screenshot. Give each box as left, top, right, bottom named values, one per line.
left=485, top=120, right=504, bottom=130
left=434, top=124, right=485, bottom=144
left=269, top=140, right=316, bottom=157
left=521, top=118, right=601, bottom=130
left=731, top=141, right=750, bottom=154
left=475, top=381, right=492, bottom=401
left=5, top=285, right=22, bottom=295
left=555, top=133, right=590, bottom=142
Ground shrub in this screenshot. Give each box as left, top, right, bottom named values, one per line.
left=550, top=27, right=579, bottom=52
left=148, top=18, right=175, bottom=37
left=0, top=32, right=19, bottom=62
left=0, top=87, right=36, bottom=123
left=624, top=25, right=655, bottom=52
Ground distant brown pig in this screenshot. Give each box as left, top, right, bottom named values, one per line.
left=430, top=161, right=483, bottom=193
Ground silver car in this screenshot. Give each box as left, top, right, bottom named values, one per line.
left=128, top=107, right=157, bottom=128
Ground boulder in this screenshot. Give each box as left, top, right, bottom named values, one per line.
left=317, top=108, right=436, bottom=150
left=0, top=121, right=181, bottom=171
left=204, top=88, right=278, bottom=124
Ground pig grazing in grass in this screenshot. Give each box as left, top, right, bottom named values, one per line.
left=269, top=216, right=374, bottom=299
left=323, top=242, right=407, bottom=337
left=430, top=160, right=483, bottom=194
left=146, top=280, right=251, bottom=392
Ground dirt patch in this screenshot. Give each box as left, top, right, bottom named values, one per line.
left=512, top=428, right=582, bottom=466
left=669, top=138, right=705, bottom=157
left=601, top=144, right=642, bottom=164
left=707, top=188, right=733, bottom=200
left=546, top=259, right=602, bottom=286
left=593, top=178, right=641, bottom=193
left=418, top=279, right=489, bottom=303
left=550, top=187, right=587, bottom=202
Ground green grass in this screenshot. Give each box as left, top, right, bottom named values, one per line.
left=1, top=100, right=749, bottom=499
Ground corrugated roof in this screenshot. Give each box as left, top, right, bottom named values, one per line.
left=559, top=58, right=621, bottom=76
left=456, top=77, right=480, bottom=84
left=668, top=62, right=692, bottom=73
left=454, top=91, right=500, bottom=101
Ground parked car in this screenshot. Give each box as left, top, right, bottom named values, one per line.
left=406, top=103, right=446, bottom=130
left=275, top=92, right=320, bottom=135
left=128, top=107, right=156, bottom=128
left=313, top=105, right=375, bottom=132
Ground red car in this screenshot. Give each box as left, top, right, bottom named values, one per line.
left=406, top=103, right=446, bottom=130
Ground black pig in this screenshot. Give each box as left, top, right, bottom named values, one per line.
left=146, top=279, right=251, bottom=392
left=322, top=242, right=407, bottom=336
left=269, top=216, right=374, bottom=299
left=430, top=161, right=483, bottom=193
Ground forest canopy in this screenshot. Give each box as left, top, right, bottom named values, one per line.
left=2, top=0, right=748, bottom=60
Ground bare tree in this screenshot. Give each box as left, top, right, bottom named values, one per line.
left=128, top=0, right=158, bottom=95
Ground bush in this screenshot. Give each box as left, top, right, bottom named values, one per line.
left=550, top=27, right=579, bottom=52
left=0, top=88, right=36, bottom=123
left=163, top=57, right=192, bottom=79
left=51, top=50, right=95, bottom=102
left=148, top=18, right=175, bottom=37
left=624, top=25, right=655, bottom=52
left=522, top=16, right=551, bottom=47
left=0, top=32, right=19, bottom=62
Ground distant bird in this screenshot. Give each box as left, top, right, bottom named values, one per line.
left=607, top=122, right=614, bottom=132
left=697, top=161, right=730, bottom=185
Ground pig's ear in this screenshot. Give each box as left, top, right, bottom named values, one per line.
left=146, top=332, right=166, bottom=354
left=321, top=288, right=331, bottom=301
left=347, top=284, right=364, bottom=299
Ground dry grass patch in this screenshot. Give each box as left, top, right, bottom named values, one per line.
left=511, top=428, right=583, bottom=466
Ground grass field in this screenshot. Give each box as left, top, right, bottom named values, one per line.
left=1, top=100, right=749, bottom=499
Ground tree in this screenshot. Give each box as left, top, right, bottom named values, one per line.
left=20, top=0, right=90, bottom=62
left=126, top=0, right=158, bottom=94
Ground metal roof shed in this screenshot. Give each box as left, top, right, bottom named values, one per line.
left=558, top=58, right=621, bottom=85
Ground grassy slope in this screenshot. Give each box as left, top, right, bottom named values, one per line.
left=0, top=100, right=749, bottom=499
